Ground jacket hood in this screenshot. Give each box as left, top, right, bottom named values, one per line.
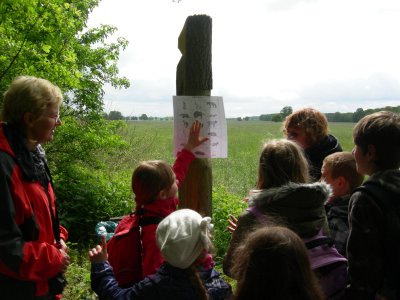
left=306, top=134, right=342, bottom=158
left=248, top=181, right=332, bottom=209
left=368, top=169, right=400, bottom=196
left=247, top=181, right=332, bottom=237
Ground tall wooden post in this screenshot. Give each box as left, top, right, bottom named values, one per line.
left=176, top=15, right=213, bottom=217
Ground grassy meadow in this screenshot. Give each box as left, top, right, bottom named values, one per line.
left=63, top=120, right=356, bottom=299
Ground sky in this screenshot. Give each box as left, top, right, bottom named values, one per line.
left=88, top=0, right=400, bottom=118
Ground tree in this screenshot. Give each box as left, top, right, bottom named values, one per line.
left=280, top=106, right=293, bottom=118
left=353, top=108, right=366, bottom=122
left=271, top=114, right=283, bottom=122
left=0, top=0, right=129, bottom=115
left=108, top=110, right=123, bottom=120
left=139, top=114, right=148, bottom=120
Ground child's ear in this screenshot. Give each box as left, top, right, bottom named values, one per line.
left=158, top=189, right=168, bottom=200
left=337, top=175, right=346, bottom=187
left=366, top=144, right=376, bottom=162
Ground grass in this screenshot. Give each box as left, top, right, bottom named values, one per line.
left=63, top=120, right=356, bottom=299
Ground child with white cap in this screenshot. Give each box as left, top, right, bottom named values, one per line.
left=89, top=209, right=232, bottom=300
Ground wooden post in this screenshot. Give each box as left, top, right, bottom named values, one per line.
left=176, top=15, right=213, bottom=217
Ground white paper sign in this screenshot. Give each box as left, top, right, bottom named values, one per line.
left=173, top=96, right=227, bottom=158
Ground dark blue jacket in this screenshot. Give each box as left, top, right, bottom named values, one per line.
left=91, top=261, right=232, bottom=300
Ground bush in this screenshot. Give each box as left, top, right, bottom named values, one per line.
left=63, top=243, right=97, bottom=300
left=45, top=116, right=134, bottom=247
left=212, top=186, right=247, bottom=265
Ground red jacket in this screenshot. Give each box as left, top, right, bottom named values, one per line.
left=0, top=123, right=68, bottom=298
left=137, top=149, right=195, bottom=277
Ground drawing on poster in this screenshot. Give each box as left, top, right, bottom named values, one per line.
left=173, top=96, right=227, bottom=158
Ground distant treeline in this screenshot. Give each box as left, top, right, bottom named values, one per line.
left=258, top=105, right=400, bottom=123
left=105, top=105, right=400, bottom=122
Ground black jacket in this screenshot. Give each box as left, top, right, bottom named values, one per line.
left=306, top=134, right=342, bottom=181
left=346, top=169, right=400, bottom=300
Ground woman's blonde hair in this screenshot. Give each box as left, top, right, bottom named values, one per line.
left=1, top=76, right=63, bottom=125
left=256, top=139, right=309, bottom=189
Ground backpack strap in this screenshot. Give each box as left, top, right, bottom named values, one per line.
left=139, top=216, right=163, bottom=227
left=246, top=206, right=270, bottom=224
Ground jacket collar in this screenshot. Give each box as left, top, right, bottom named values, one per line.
left=248, top=181, right=332, bottom=209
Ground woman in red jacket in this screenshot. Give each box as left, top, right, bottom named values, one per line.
left=0, top=76, right=70, bottom=299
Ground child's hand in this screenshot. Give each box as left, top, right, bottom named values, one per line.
left=88, top=235, right=108, bottom=264
left=184, top=120, right=209, bottom=152
left=227, top=214, right=238, bottom=234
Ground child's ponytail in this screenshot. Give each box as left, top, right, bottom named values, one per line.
left=186, top=265, right=208, bottom=300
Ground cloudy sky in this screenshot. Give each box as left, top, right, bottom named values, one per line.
left=88, top=0, right=400, bottom=118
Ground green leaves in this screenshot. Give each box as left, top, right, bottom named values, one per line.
left=0, top=0, right=129, bottom=115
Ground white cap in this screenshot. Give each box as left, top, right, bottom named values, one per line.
left=156, top=209, right=213, bottom=269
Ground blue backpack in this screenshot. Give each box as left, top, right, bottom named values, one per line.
left=247, top=206, right=348, bottom=299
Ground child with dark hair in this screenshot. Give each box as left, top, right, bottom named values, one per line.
left=231, top=226, right=324, bottom=300
left=283, top=108, right=342, bottom=181
left=89, top=209, right=232, bottom=300
left=321, top=152, right=364, bottom=256
left=346, top=111, right=400, bottom=300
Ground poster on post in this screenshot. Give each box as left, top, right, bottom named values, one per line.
left=173, top=96, right=227, bottom=158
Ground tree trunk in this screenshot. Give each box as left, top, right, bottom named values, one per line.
left=176, top=15, right=213, bottom=217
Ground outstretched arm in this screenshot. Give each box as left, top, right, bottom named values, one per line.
left=183, top=120, right=209, bottom=152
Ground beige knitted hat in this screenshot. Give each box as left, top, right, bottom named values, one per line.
left=156, top=209, right=213, bottom=269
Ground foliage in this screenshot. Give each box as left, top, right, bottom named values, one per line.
left=45, top=116, right=134, bottom=246
left=352, top=108, right=366, bottom=122
left=0, top=0, right=129, bottom=115
left=271, top=114, right=283, bottom=122
left=212, top=187, right=246, bottom=264
left=280, top=105, right=293, bottom=118
left=139, top=113, right=149, bottom=120
left=106, top=110, right=124, bottom=120
left=63, top=243, right=97, bottom=300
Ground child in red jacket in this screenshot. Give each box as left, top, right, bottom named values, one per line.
left=108, top=121, right=209, bottom=286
